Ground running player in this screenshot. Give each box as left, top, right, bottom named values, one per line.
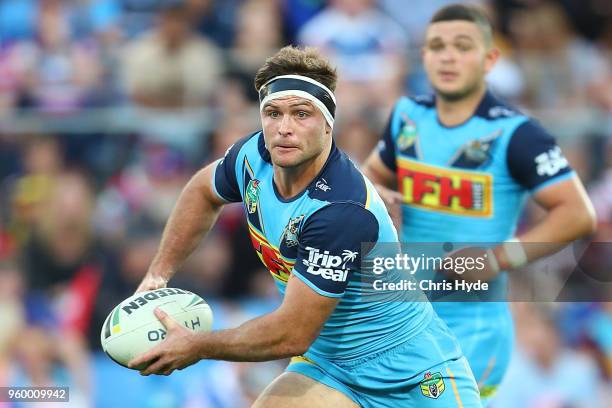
left=130, top=46, right=481, bottom=407
left=362, top=4, right=596, bottom=405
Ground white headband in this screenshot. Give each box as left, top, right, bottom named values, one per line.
left=258, top=75, right=336, bottom=128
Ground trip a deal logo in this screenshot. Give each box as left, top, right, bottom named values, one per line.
left=397, top=158, right=492, bottom=217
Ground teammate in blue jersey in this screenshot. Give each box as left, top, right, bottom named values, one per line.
left=129, top=46, right=481, bottom=407
left=362, top=4, right=596, bottom=406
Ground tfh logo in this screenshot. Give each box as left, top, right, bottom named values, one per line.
left=397, top=158, right=492, bottom=217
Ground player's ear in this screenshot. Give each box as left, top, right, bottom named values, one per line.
left=484, top=47, right=500, bottom=74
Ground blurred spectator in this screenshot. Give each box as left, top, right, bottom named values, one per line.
left=20, top=171, right=116, bottom=336
left=298, top=0, right=408, bottom=114
left=110, top=143, right=191, bottom=229
left=121, top=2, right=223, bottom=109
left=482, top=5, right=525, bottom=102
left=89, top=233, right=158, bottom=353
left=280, top=0, right=326, bottom=44
left=552, top=0, right=612, bottom=43
left=9, top=136, right=64, bottom=245
left=187, top=0, right=240, bottom=48
left=15, top=171, right=120, bottom=402
left=3, top=0, right=103, bottom=113
left=227, top=0, right=284, bottom=104
left=507, top=1, right=607, bottom=110
left=495, top=304, right=606, bottom=407
left=584, top=25, right=612, bottom=114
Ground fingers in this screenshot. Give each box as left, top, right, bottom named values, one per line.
left=135, top=275, right=168, bottom=294
left=140, top=359, right=171, bottom=376
left=154, top=307, right=179, bottom=330
left=137, top=353, right=179, bottom=376
left=139, top=358, right=171, bottom=376
left=128, top=347, right=161, bottom=370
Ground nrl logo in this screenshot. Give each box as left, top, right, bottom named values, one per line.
left=397, top=114, right=417, bottom=152
left=420, top=371, right=445, bottom=399
left=281, top=215, right=304, bottom=247
left=245, top=179, right=261, bottom=214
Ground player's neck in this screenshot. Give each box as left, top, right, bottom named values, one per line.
left=273, top=141, right=332, bottom=199
left=435, top=85, right=487, bottom=127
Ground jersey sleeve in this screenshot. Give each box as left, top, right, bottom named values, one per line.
left=212, top=135, right=252, bottom=203
left=377, top=105, right=398, bottom=172
left=506, top=120, right=574, bottom=191
left=292, top=203, right=379, bottom=298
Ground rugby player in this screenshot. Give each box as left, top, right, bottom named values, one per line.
left=131, top=46, right=481, bottom=407
left=362, top=4, right=596, bottom=405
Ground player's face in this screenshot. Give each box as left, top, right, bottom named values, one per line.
left=261, top=96, right=331, bottom=168
left=423, top=21, right=498, bottom=101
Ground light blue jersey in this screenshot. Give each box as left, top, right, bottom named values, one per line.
left=214, top=132, right=481, bottom=407
left=377, top=90, right=574, bottom=403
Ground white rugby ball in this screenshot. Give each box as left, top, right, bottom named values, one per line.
left=100, top=288, right=213, bottom=369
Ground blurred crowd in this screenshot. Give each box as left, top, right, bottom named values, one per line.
left=0, top=0, right=610, bottom=406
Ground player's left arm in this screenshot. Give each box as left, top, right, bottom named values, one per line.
left=497, top=177, right=596, bottom=263
left=129, top=203, right=377, bottom=375
left=491, top=120, right=597, bottom=270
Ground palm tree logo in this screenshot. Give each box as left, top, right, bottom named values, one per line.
left=341, top=250, right=358, bottom=268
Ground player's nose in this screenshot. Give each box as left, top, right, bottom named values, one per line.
left=439, top=48, right=457, bottom=63
left=277, top=114, right=293, bottom=136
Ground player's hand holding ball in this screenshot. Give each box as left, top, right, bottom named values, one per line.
left=100, top=288, right=213, bottom=375
left=128, top=307, right=202, bottom=376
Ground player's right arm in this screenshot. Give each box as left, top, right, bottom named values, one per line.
left=136, top=162, right=227, bottom=292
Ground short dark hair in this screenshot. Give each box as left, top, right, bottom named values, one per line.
left=254, top=46, right=337, bottom=93
left=430, top=4, right=493, bottom=46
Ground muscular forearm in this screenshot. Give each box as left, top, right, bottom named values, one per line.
left=195, top=312, right=308, bottom=362
left=494, top=201, right=596, bottom=270
left=150, top=168, right=223, bottom=280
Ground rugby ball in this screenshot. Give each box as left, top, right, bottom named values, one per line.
left=100, top=288, right=213, bottom=369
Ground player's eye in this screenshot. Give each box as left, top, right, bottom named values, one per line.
left=428, top=42, right=444, bottom=52
left=296, top=111, right=309, bottom=118
left=267, top=110, right=280, bottom=118
left=455, top=42, right=473, bottom=52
